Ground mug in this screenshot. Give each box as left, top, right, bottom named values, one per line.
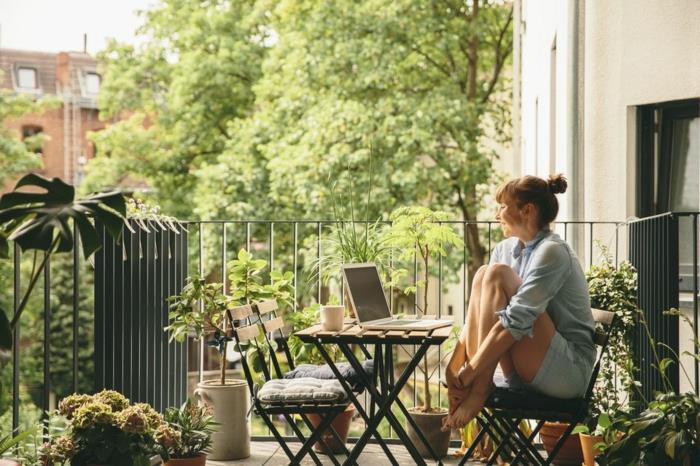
left=320, top=305, right=345, bottom=331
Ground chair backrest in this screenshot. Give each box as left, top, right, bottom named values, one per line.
left=227, top=304, right=260, bottom=397
left=583, top=308, right=617, bottom=401
left=250, top=299, right=296, bottom=379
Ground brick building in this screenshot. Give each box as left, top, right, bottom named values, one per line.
left=1, top=48, right=107, bottom=189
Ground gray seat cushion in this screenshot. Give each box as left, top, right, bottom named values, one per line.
left=257, top=377, right=348, bottom=404
left=283, top=360, right=374, bottom=390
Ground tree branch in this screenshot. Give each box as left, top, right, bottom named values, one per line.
left=480, top=9, right=513, bottom=104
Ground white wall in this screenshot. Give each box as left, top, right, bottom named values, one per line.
left=519, top=0, right=580, bottom=222
left=584, top=0, right=700, bottom=222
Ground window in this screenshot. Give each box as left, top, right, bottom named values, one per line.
left=17, top=67, right=38, bottom=89
left=84, top=72, right=101, bottom=95
left=22, top=125, right=44, bottom=154
left=638, top=99, right=700, bottom=290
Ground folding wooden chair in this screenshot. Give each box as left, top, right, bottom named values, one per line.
left=459, top=308, right=617, bottom=466
left=229, top=303, right=351, bottom=466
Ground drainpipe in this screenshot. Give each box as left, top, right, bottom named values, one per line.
left=567, top=0, right=585, bottom=256
left=512, top=0, right=522, bottom=176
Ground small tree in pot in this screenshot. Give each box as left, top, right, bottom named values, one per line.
left=166, top=248, right=293, bottom=460
left=388, top=206, right=461, bottom=458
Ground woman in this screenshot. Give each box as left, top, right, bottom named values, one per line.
left=442, top=174, right=596, bottom=430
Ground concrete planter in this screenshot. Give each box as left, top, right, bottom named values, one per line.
left=406, top=408, right=451, bottom=459
left=193, top=379, right=250, bottom=460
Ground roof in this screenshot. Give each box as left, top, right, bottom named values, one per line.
left=0, top=48, right=98, bottom=95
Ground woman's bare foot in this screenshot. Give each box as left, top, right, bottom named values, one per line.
left=445, top=382, right=495, bottom=429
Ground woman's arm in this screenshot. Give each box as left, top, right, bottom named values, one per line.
left=458, top=321, right=514, bottom=387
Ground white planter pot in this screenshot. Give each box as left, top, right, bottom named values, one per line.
left=194, top=379, right=250, bottom=460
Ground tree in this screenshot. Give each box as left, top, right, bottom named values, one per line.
left=0, top=74, right=59, bottom=188
left=87, top=0, right=513, bottom=279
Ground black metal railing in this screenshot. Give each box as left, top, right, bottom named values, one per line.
left=4, top=217, right=649, bottom=441
left=629, top=212, right=700, bottom=400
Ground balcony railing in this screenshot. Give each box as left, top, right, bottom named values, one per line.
left=4, top=215, right=698, bottom=441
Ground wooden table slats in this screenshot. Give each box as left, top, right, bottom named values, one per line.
left=295, top=322, right=453, bottom=344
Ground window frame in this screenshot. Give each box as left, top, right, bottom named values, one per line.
left=14, top=65, right=40, bottom=91
left=637, top=98, right=700, bottom=216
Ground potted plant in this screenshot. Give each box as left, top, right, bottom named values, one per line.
left=0, top=174, right=126, bottom=355
left=166, top=248, right=293, bottom=460
left=285, top=303, right=355, bottom=454
left=567, top=248, right=638, bottom=465
left=0, top=428, right=34, bottom=466
left=40, top=390, right=171, bottom=466
left=387, top=206, right=462, bottom=459
left=158, top=398, right=217, bottom=466
left=602, top=308, right=700, bottom=466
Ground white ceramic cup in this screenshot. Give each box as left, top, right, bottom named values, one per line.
left=320, top=305, right=345, bottom=331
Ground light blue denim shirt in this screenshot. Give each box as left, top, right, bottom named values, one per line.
left=490, top=229, right=596, bottom=363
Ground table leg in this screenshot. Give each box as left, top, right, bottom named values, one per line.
left=312, top=339, right=399, bottom=465
left=338, top=341, right=431, bottom=465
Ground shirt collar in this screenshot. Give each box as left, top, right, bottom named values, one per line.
left=512, top=228, right=551, bottom=259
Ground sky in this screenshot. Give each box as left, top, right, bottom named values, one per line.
left=0, top=0, right=154, bottom=55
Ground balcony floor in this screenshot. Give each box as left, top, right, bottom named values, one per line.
left=209, top=442, right=482, bottom=465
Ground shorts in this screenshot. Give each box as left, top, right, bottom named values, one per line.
left=495, top=331, right=594, bottom=399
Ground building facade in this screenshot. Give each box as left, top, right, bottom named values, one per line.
left=515, top=0, right=700, bottom=393
left=1, top=48, right=105, bottom=188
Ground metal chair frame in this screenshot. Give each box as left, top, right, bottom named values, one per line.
left=229, top=302, right=351, bottom=466
left=459, top=308, right=618, bottom=466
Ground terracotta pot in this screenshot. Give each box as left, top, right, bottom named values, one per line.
left=307, top=404, right=355, bottom=454
left=539, top=422, right=583, bottom=466
left=193, top=379, right=250, bottom=460
left=164, top=453, right=207, bottom=466
left=406, top=408, right=451, bottom=459
left=0, top=460, right=20, bottom=466
left=579, top=433, right=603, bottom=466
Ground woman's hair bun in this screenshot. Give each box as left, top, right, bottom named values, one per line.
left=547, top=174, right=568, bottom=194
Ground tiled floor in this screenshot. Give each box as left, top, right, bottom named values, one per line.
left=208, top=442, right=482, bottom=465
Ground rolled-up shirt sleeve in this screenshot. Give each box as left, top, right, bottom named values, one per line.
left=496, top=242, right=572, bottom=340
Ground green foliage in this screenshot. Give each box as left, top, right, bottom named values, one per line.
left=387, top=206, right=461, bottom=412
left=0, top=174, right=126, bottom=354
left=166, top=277, right=228, bottom=344
left=43, top=390, right=167, bottom=466
left=285, top=304, right=344, bottom=366
left=601, top=309, right=700, bottom=466
left=0, top=77, right=60, bottom=187
left=585, top=245, right=638, bottom=433
left=0, top=427, right=34, bottom=456
left=160, top=398, right=217, bottom=459
left=604, top=392, right=700, bottom=466
left=228, top=249, right=294, bottom=309
left=87, top=0, right=512, bottom=280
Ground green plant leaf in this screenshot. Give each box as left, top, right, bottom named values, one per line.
left=0, top=174, right=126, bottom=259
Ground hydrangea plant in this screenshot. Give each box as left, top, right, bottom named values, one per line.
left=40, top=390, right=173, bottom=466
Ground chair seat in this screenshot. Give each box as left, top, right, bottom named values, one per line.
left=283, top=360, right=374, bottom=390
left=257, top=377, right=349, bottom=404
left=487, top=387, right=588, bottom=421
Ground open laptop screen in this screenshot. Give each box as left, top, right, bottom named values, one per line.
left=343, top=265, right=391, bottom=323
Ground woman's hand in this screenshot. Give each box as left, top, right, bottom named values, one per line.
left=457, top=363, right=476, bottom=388
left=447, top=384, right=470, bottom=415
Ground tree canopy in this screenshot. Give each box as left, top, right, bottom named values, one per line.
left=85, top=0, right=513, bottom=271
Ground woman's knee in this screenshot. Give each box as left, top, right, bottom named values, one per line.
left=471, top=265, right=488, bottom=290
left=483, top=263, right=514, bottom=285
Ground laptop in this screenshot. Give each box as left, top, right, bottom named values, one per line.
left=342, top=263, right=452, bottom=330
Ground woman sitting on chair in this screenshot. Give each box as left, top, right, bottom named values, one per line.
left=443, top=174, right=596, bottom=430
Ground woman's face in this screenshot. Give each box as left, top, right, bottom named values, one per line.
left=496, top=197, right=527, bottom=238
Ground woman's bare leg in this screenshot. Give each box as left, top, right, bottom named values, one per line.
left=448, top=264, right=522, bottom=427
left=446, top=266, right=487, bottom=414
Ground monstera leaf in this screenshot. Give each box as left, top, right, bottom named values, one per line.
left=0, top=174, right=126, bottom=258
left=0, top=174, right=127, bottom=352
